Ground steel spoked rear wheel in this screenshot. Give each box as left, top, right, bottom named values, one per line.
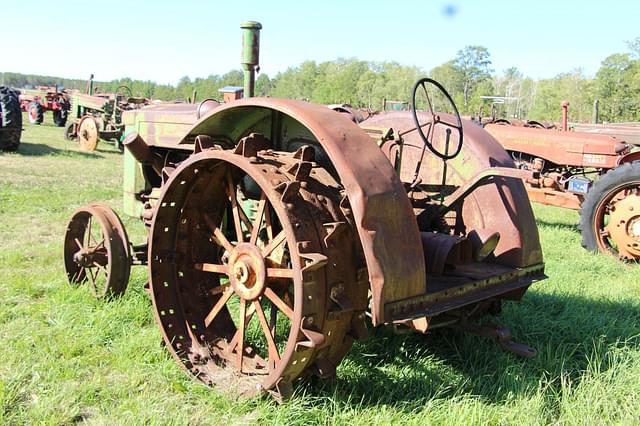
left=149, top=145, right=366, bottom=398
left=64, top=203, right=131, bottom=298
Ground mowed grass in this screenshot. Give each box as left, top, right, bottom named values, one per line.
left=1, top=113, right=639, bottom=425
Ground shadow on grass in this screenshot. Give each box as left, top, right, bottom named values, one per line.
left=535, top=218, right=580, bottom=234
left=303, top=291, right=640, bottom=408
left=13, top=141, right=104, bottom=158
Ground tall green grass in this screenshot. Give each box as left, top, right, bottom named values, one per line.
left=0, top=114, right=638, bottom=425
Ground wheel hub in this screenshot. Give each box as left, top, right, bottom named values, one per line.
left=228, top=243, right=266, bottom=300
left=607, top=193, right=640, bottom=258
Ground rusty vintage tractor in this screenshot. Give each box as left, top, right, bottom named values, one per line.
left=63, top=22, right=545, bottom=398
left=65, top=76, right=150, bottom=151
left=483, top=103, right=640, bottom=261
left=19, top=86, right=70, bottom=127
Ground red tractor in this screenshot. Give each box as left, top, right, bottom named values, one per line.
left=483, top=105, right=640, bottom=261
left=19, top=86, right=71, bottom=127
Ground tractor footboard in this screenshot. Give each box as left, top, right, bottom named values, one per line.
left=385, top=263, right=545, bottom=322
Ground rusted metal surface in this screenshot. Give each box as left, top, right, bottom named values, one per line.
left=486, top=115, right=640, bottom=260
left=178, top=98, right=427, bottom=325
left=484, top=123, right=629, bottom=169
left=571, top=122, right=640, bottom=146
left=363, top=112, right=543, bottom=269
left=63, top=20, right=549, bottom=400
left=149, top=147, right=367, bottom=396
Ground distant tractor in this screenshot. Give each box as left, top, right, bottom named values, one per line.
left=0, top=86, right=22, bottom=151
left=19, top=86, right=70, bottom=126
left=65, top=76, right=150, bottom=151
left=483, top=102, right=640, bottom=261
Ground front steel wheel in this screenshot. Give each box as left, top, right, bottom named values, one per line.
left=63, top=203, right=131, bottom=297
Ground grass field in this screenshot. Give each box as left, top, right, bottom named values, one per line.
left=1, top=114, right=639, bottom=425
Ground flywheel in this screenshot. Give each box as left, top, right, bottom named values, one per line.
left=148, top=140, right=368, bottom=398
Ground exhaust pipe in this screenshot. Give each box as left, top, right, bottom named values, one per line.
left=123, top=132, right=165, bottom=174
left=240, top=21, right=262, bottom=98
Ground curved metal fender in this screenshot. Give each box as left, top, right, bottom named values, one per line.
left=178, top=98, right=426, bottom=324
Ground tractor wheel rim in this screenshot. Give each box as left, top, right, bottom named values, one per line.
left=593, top=183, right=640, bottom=260
left=148, top=146, right=361, bottom=398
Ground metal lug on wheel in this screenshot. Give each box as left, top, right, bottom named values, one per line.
left=299, top=250, right=328, bottom=273
left=233, top=133, right=270, bottom=157
left=194, top=134, right=214, bottom=153
left=286, top=161, right=312, bottom=181
left=323, top=221, right=348, bottom=247
left=274, top=181, right=301, bottom=203
left=293, top=145, right=315, bottom=162
left=161, top=166, right=175, bottom=184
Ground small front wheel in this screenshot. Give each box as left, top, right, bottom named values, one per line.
left=63, top=203, right=131, bottom=298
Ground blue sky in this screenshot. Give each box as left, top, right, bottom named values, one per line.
left=1, top=0, right=638, bottom=84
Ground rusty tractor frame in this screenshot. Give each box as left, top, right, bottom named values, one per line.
left=63, top=22, right=546, bottom=399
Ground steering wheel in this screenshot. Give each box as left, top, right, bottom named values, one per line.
left=411, top=78, right=464, bottom=160
left=115, top=85, right=133, bottom=100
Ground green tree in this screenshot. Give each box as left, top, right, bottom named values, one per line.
left=452, top=46, right=492, bottom=112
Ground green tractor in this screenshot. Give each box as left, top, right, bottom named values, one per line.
left=65, top=77, right=150, bottom=151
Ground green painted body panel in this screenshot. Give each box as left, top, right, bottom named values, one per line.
left=121, top=104, right=201, bottom=218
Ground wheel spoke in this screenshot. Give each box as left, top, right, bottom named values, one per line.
left=196, top=262, right=228, bottom=275
left=267, top=268, right=295, bottom=279
left=226, top=170, right=245, bottom=243
left=438, top=119, right=462, bottom=130
left=93, top=239, right=105, bottom=251
left=71, top=267, right=85, bottom=284
left=93, top=261, right=108, bottom=276
left=263, top=287, right=293, bottom=320
left=264, top=204, right=274, bottom=240
left=254, top=300, right=281, bottom=364
left=250, top=193, right=267, bottom=245
left=208, top=283, right=230, bottom=295
left=204, top=286, right=234, bottom=327
left=237, top=204, right=253, bottom=235
left=422, top=82, right=435, bottom=115
left=262, top=230, right=287, bottom=257
left=203, top=213, right=234, bottom=253
left=86, top=267, right=98, bottom=294
left=74, top=238, right=84, bottom=250
left=237, top=298, right=247, bottom=372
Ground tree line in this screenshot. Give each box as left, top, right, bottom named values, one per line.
left=3, top=38, right=639, bottom=123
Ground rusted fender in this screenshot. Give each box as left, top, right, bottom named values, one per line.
left=178, top=98, right=426, bottom=325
